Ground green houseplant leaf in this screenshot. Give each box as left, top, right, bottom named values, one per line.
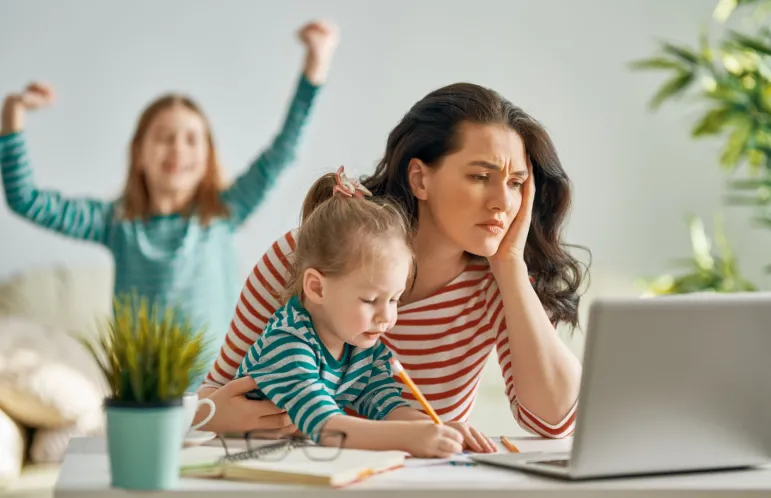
left=649, top=71, right=696, bottom=109
left=639, top=214, right=757, bottom=296
left=634, top=0, right=771, bottom=285
left=74, top=294, right=210, bottom=404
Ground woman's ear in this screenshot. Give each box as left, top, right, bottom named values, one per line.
left=407, top=159, right=429, bottom=201
left=302, top=268, right=325, bottom=305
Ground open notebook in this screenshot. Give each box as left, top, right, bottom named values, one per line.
left=180, top=443, right=406, bottom=488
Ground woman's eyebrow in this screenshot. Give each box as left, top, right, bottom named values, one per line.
left=468, top=160, right=528, bottom=177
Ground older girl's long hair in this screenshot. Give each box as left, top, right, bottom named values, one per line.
left=121, top=95, right=228, bottom=225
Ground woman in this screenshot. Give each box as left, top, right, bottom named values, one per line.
left=197, top=82, right=587, bottom=444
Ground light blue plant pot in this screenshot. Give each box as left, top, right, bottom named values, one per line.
left=104, top=398, right=185, bottom=490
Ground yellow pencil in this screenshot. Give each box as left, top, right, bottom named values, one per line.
left=389, top=358, right=443, bottom=425
left=500, top=436, right=520, bottom=453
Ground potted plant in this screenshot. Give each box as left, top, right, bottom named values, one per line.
left=631, top=0, right=771, bottom=287
left=638, top=214, right=757, bottom=295
left=76, top=294, right=209, bottom=490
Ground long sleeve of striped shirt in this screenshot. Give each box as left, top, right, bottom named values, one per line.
left=351, top=342, right=411, bottom=420
left=488, top=281, right=578, bottom=438
left=237, top=327, right=345, bottom=438
left=0, top=132, right=113, bottom=245
left=221, top=75, right=320, bottom=226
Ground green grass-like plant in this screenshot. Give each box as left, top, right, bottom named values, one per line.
left=76, top=294, right=209, bottom=403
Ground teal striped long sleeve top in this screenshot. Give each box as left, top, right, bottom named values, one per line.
left=0, top=76, right=320, bottom=388
left=235, top=296, right=410, bottom=438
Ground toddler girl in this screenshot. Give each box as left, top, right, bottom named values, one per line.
left=235, top=167, right=494, bottom=457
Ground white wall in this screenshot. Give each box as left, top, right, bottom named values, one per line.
left=2, top=0, right=768, bottom=432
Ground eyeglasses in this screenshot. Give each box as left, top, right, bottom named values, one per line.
left=216, top=429, right=347, bottom=462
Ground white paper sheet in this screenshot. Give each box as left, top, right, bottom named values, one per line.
left=364, top=463, right=528, bottom=488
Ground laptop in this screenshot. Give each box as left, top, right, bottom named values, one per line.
left=471, top=292, right=771, bottom=480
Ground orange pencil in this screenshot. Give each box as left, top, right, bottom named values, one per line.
left=389, top=358, right=443, bottom=425
left=500, top=436, right=520, bottom=453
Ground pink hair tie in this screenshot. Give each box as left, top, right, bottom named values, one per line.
left=333, top=165, right=373, bottom=199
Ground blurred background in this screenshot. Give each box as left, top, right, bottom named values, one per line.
left=3, top=0, right=771, bottom=494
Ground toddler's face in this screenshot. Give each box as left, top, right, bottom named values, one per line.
left=322, top=236, right=412, bottom=349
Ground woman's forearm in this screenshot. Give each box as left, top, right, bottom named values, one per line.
left=495, top=259, right=581, bottom=424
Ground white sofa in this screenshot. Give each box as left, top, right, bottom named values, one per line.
left=0, top=266, right=112, bottom=498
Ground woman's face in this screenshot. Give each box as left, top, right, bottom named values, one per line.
left=413, top=122, right=529, bottom=258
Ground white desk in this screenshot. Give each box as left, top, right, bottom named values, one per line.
left=55, top=437, right=771, bottom=497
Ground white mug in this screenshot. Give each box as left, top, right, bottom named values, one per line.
left=181, top=392, right=216, bottom=437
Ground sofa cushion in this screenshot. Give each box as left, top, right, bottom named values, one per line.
left=0, top=265, right=112, bottom=337
left=30, top=406, right=105, bottom=464
left=0, top=316, right=106, bottom=429
left=0, top=407, right=27, bottom=488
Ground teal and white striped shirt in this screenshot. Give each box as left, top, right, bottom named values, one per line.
left=0, top=76, right=320, bottom=389
left=235, top=296, right=410, bottom=438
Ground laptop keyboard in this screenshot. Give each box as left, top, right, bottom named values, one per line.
left=537, top=459, right=570, bottom=467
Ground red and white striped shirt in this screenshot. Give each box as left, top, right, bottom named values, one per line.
left=204, top=230, right=576, bottom=438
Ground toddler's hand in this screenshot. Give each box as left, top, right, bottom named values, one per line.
left=402, top=421, right=463, bottom=458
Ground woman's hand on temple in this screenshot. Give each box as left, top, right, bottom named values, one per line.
left=196, top=377, right=297, bottom=435
left=489, top=157, right=535, bottom=270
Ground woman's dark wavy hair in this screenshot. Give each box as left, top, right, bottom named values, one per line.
left=361, top=83, right=590, bottom=329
